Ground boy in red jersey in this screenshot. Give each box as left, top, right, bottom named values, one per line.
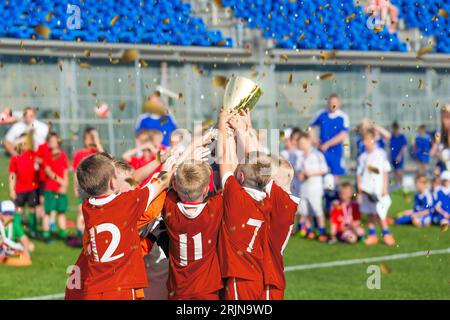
left=8, top=133, right=38, bottom=235
left=163, top=161, right=223, bottom=300
left=65, top=152, right=176, bottom=300
left=70, top=127, right=104, bottom=244
left=263, top=156, right=299, bottom=300
left=329, top=182, right=365, bottom=244
left=217, top=109, right=272, bottom=300
left=42, top=132, right=69, bottom=241
left=35, top=140, right=51, bottom=230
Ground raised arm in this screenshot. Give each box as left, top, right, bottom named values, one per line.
left=218, top=109, right=238, bottom=178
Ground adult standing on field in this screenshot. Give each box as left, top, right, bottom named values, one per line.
left=310, top=94, right=350, bottom=184
left=3, top=107, right=48, bottom=156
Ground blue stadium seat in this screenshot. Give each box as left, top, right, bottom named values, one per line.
left=222, top=0, right=410, bottom=52
left=391, top=0, right=450, bottom=53
left=0, top=0, right=232, bottom=47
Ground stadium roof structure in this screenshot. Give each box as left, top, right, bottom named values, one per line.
left=1, top=37, right=449, bottom=68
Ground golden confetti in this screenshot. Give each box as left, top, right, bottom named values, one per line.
left=418, top=79, right=424, bottom=89
left=110, top=15, right=120, bottom=26
left=417, top=44, right=433, bottom=58
left=302, top=80, right=308, bottom=92
left=79, top=62, right=91, bottom=69
left=441, top=223, right=448, bottom=232
left=438, top=9, right=448, bottom=18
left=28, top=57, right=37, bottom=65
left=162, top=18, right=170, bottom=24
left=87, top=79, right=92, bottom=87
left=288, top=73, right=293, bottom=84
left=298, top=34, right=305, bottom=41
left=122, top=49, right=138, bottom=63
left=45, top=12, right=54, bottom=22
left=320, top=50, right=337, bottom=61
left=119, top=101, right=126, bottom=111
left=53, top=112, right=60, bottom=119
left=83, top=49, right=91, bottom=58
left=110, top=58, right=120, bottom=64
left=192, top=64, right=204, bottom=75
left=34, top=25, right=51, bottom=38
left=319, top=72, right=335, bottom=81
left=280, top=54, right=289, bottom=62
left=379, top=262, right=391, bottom=274
left=346, top=13, right=355, bottom=23
left=58, top=62, right=63, bottom=71
left=212, top=75, right=227, bottom=88
left=139, top=59, right=148, bottom=67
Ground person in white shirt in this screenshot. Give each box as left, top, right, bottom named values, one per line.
left=3, top=107, right=49, bottom=156
left=356, top=128, right=395, bottom=246
left=296, top=131, right=329, bottom=242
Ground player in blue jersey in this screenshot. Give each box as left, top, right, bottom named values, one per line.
left=413, top=124, right=432, bottom=174
left=433, top=171, right=450, bottom=227
left=310, top=94, right=349, bottom=184
left=395, top=174, right=433, bottom=228
left=389, top=121, right=408, bottom=189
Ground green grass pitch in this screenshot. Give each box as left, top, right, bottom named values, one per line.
left=0, top=156, right=448, bottom=300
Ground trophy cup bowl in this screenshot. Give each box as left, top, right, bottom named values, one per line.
left=222, top=76, right=262, bottom=112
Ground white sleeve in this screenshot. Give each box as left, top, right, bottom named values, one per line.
left=356, top=155, right=364, bottom=176
left=318, top=152, right=328, bottom=172
left=145, top=184, right=156, bottom=211
left=221, top=171, right=234, bottom=189
left=4, top=123, right=21, bottom=143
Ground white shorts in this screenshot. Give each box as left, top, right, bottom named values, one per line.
left=298, top=194, right=324, bottom=217
left=360, top=194, right=391, bottom=220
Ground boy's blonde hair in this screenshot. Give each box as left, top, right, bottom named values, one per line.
left=174, top=161, right=211, bottom=201
left=77, top=152, right=116, bottom=197
left=235, top=151, right=272, bottom=190
left=271, top=155, right=294, bottom=190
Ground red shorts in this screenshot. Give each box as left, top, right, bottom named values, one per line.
left=65, top=288, right=144, bottom=300
left=264, top=285, right=284, bottom=300
left=169, top=291, right=220, bottom=300
left=223, top=277, right=264, bottom=300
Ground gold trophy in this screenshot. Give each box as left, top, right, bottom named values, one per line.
left=222, top=76, right=262, bottom=111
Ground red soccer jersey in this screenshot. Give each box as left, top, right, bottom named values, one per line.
left=330, top=201, right=361, bottom=233
left=163, top=190, right=223, bottom=299
left=8, top=150, right=38, bottom=193
left=75, top=186, right=152, bottom=294
left=43, top=150, right=69, bottom=193
left=218, top=173, right=272, bottom=281
left=72, top=148, right=97, bottom=170
left=36, top=142, right=51, bottom=183
left=264, top=180, right=299, bottom=291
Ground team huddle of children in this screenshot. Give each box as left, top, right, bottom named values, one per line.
left=64, top=108, right=299, bottom=300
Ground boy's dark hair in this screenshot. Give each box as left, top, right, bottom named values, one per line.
left=340, top=181, right=354, bottom=191
left=328, top=93, right=339, bottom=100
left=114, top=159, right=133, bottom=173
left=46, top=131, right=61, bottom=144
left=83, top=127, right=96, bottom=139
left=418, top=124, right=426, bottom=131
left=415, top=173, right=428, bottom=182
left=392, top=121, right=400, bottom=130
left=297, top=130, right=310, bottom=140
left=362, top=128, right=376, bottom=139
left=76, top=152, right=115, bottom=197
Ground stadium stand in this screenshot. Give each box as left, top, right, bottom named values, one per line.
left=0, top=0, right=233, bottom=47
left=221, top=0, right=408, bottom=51
left=391, top=0, right=450, bottom=53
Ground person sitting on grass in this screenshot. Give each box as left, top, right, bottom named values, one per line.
left=42, top=132, right=69, bottom=241
left=433, top=171, right=450, bottom=228
left=0, top=200, right=34, bottom=266
left=329, top=182, right=365, bottom=244
left=395, top=174, right=433, bottom=228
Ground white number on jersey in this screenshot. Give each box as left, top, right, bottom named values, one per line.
left=179, top=232, right=203, bottom=266
left=246, top=218, right=264, bottom=253
left=88, top=223, right=124, bottom=263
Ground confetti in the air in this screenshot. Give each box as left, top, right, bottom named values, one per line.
left=110, top=15, right=120, bottom=26
left=319, top=72, right=335, bottom=81
left=122, top=49, right=138, bottom=63
left=34, top=25, right=51, bottom=38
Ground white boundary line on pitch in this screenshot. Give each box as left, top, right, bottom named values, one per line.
left=284, top=248, right=450, bottom=272
left=15, top=248, right=450, bottom=300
